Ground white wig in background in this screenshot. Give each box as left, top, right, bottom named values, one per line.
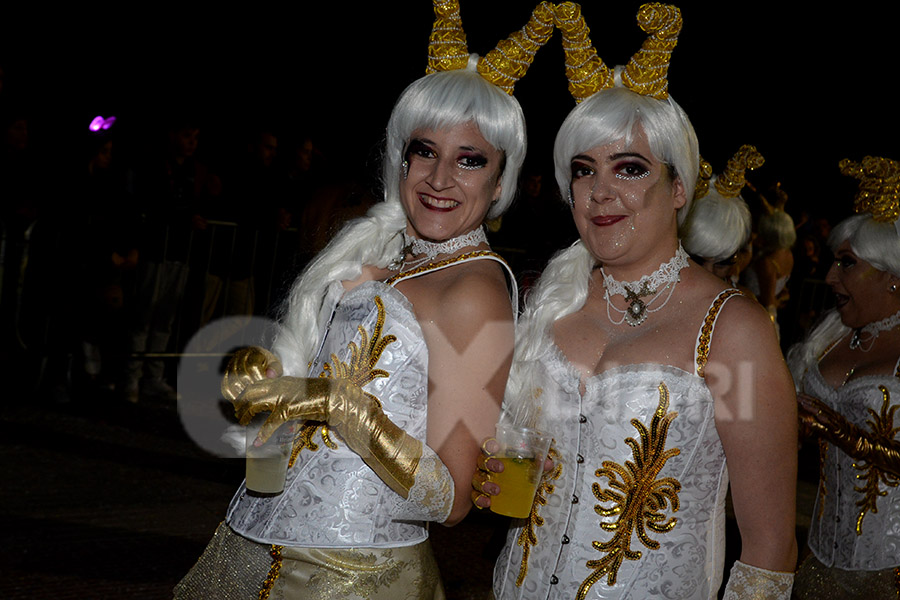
left=553, top=86, right=700, bottom=225
left=681, top=179, right=753, bottom=262
left=829, top=213, right=900, bottom=278
left=271, top=63, right=527, bottom=372
left=756, top=209, right=797, bottom=255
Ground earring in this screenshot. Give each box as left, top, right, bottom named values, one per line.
left=891, top=284, right=898, bottom=293
left=401, top=160, right=409, bottom=180
left=567, top=188, right=574, bottom=207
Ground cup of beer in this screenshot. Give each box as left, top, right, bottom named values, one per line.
left=245, top=414, right=293, bottom=497
left=489, top=424, right=552, bottom=519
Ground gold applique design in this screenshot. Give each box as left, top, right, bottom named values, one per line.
left=696, top=289, right=742, bottom=378
left=258, top=544, right=283, bottom=600
left=290, top=296, right=397, bottom=463
left=853, top=385, right=900, bottom=535
left=516, top=444, right=562, bottom=587
left=577, top=383, right=681, bottom=599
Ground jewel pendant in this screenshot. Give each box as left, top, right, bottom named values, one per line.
left=624, top=298, right=647, bottom=327
left=849, top=330, right=861, bottom=350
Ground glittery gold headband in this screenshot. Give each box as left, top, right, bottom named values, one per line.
left=554, top=2, right=682, bottom=103
left=713, top=145, right=765, bottom=199
left=426, top=0, right=554, bottom=96
left=839, top=156, right=900, bottom=225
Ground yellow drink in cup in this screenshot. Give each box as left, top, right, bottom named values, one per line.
left=489, top=424, right=552, bottom=519
left=245, top=415, right=293, bottom=497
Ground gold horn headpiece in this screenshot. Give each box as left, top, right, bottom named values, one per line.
left=426, top=0, right=554, bottom=95
left=714, top=145, right=765, bottom=198
left=839, top=156, right=900, bottom=225
left=693, top=157, right=713, bottom=200
left=554, top=2, right=682, bottom=103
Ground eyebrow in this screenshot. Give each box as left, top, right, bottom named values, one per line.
left=571, top=151, right=651, bottom=164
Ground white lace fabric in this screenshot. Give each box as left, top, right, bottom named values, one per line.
left=722, top=560, right=793, bottom=600
left=389, top=445, right=454, bottom=522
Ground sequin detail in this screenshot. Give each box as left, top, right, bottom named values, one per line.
left=384, top=250, right=504, bottom=286
left=577, top=383, right=681, bottom=598
left=258, top=544, right=283, bottom=600
left=516, top=444, right=562, bottom=587
left=853, top=385, right=900, bottom=535
left=695, top=289, right=743, bottom=378
left=290, top=295, right=397, bottom=464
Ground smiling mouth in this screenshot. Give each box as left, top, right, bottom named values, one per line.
left=419, top=193, right=460, bottom=211
left=591, top=215, right=626, bottom=226
left=833, top=292, right=849, bottom=308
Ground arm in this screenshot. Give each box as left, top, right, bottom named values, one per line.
left=799, top=392, right=900, bottom=476
left=418, top=268, right=514, bottom=525
left=707, top=297, right=798, bottom=590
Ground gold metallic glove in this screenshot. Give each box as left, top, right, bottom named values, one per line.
left=221, top=346, right=283, bottom=402
left=235, top=377, right=423, bottom=499
left=799, top=392, right=900, bottom=476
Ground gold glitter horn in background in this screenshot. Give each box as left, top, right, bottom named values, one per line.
left=839, top=155, right=900, bottom=225
left=426, top=0, right=555, bottom=95
left=714, top=145, right=766, bottom=198
left=693, top=157, right=714, bottom=200
left=554, top=2, right=683, bottom=103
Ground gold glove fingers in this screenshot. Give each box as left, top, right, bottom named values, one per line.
left=222, top=346, right=283, bottom=402
left=235, top=377, right=330, bottom=442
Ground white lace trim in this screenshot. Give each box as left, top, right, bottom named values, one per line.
left=389, top=445, right=455, bottom=523
left=722, top=560, right=793, bottom=599
left=391, top=227, right=488, bottom=271
left=601, top=244, right=689, bottom=297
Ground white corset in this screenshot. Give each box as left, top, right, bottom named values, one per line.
left=227, top=251, right=517, bottom=548
left=494, top=289, right=741, bottom=600
left=802, top=360, right=900, bottom=570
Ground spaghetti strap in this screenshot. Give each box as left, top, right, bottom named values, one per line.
left=694, top=288, right=744, bottom=378
left=385, top=250, right=519, bottom=319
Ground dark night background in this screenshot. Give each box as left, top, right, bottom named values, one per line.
left=3, top=1, right=898, bottom=220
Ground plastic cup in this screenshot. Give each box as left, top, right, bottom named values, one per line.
left=489, top=424, right=552, bottom=518
left=245, top=415, right=293, bottom=497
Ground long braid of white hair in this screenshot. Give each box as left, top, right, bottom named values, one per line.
left=272, top=200, right=407, bottom=375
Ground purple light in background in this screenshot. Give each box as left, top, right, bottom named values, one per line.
left=89, top=115, right=117, bottom=131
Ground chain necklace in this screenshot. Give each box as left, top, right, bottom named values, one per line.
left=388, top=227, right=488, bottom=272
left=849, top=308, right=900, bottom=352
left=601, top=244, right=690, bottom=327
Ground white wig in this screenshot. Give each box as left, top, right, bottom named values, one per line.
left=553, top=85, right=700, bottom=226
left=680, top=178, right=752, bottom=262
left=271, top=61, right=526, bottom=372
left=829, top=213, right=900, bottom=278
left=385, top=56, right=527, bottom=220
left=756, top=209, right=797, bottom=254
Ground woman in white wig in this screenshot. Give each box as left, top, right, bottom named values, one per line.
left=174, top=1, right=553, bottom=597
left=681, top=145, right=761, bottom=286
left=474, top=4, right=797, bottom=598
left=788, top=156, right=900, bottom=599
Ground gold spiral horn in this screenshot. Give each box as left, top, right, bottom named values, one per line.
left=426, top=0, right=470, bottom=74
left=693, top=157, right=713, bottom=200
left=553, top=2, right=613, bottom=103
left=839, top=156, right=900, bottom=224
left=714, top=145, right=765, bottom=198
left=477, top=2, right=555, bottom=95
left=621, top=3, right=683, bottom=100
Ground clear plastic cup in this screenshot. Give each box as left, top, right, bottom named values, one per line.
left=489, top=424, right=552, bottom=518
left=245, top=415, right=293, bottom=497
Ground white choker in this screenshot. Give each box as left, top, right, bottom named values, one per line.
left=601, top=245, right=690, bottom=327
left=389, top=227, right=488, bottom=271
left=849, top=308, right=900, bottom=351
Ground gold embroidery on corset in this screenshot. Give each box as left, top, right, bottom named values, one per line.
left=258, top=544, right=283, bottom=600
left=577, top=383, right=681, bottom=599
left=695, top=289, right=742, bottom=378
left=817, top=438, right=828, bottom=521
left=516, top=444, right=562, bottom=587
left=289, top=295, right=397, bottom=463
left=853, top=385, right=900, bottom=535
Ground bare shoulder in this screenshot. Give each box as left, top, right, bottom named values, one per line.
left=708, top=291, right=781, bottom=359
left=426, top=258, right=514, bottom=324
